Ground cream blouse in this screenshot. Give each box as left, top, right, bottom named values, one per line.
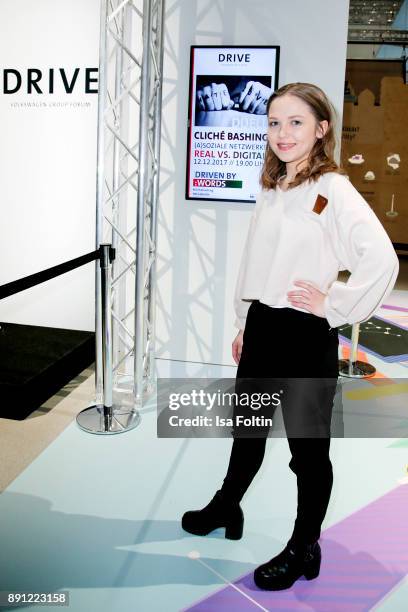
left=234, top=172, right=399, bottom=330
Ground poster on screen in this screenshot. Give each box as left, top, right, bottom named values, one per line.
left=186, top=46, right=280, bottom=203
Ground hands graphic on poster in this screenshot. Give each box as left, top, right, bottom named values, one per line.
left=237, top=81, right=270, bottom=113
left=196, top=80, right=271, bottom=115
left=196, top=83, right=234, bottom=111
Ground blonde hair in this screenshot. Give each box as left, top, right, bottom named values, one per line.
left=260, top=82, right=346, bottom=190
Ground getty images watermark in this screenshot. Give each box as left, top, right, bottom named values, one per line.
left=167, top=386, right=282, bottom=428
left=157, top=377, right=408, bottom=439
left=156, top=378, right=286, bottom=438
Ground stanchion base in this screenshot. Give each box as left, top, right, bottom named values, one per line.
left=76, top=404, right=141, bottom=435
left=339, top=359, right=376, bottom=378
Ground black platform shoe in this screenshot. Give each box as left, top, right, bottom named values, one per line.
left=254, top=540, right=321, bottom=590
left=181, top=490, right=244, bottom=540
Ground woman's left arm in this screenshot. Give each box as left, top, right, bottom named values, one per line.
left=321, top=174, right=399, bottom=328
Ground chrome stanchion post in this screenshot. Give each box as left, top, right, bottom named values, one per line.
left=349, top=323, right=358, bottom=376
left=339, top=322, right=376, bottom=378
left=101, top=244, right=113, bottom=427
left=77, top=244, right=140, bottom=434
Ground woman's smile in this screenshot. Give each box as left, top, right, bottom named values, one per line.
left=277, top=143, right=296, bottom=151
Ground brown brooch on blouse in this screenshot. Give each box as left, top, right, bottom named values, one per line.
left=313, top=194, right=328, bottom=214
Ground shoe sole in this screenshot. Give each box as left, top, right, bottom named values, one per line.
left=254, top=569, right=320, bottom=590
left=181, top=521, right=243, bottom=540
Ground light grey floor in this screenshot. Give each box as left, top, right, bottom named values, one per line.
left=0, top=337, right=407, bottom=611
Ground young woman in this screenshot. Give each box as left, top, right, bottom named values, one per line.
left=182, top=83, right=399, bottom=591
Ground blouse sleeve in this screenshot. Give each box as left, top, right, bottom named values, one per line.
left=323, top=174, right=399, bottom=328
left=234, top=192, right=264, bottom=330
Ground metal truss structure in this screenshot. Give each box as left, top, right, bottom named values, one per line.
left=95, top=0, right=165, bottom=409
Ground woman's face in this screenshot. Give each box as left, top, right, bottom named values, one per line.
left=267, top=93, right=328, bottom=171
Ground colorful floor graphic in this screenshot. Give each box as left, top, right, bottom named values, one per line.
left=185, top=485, right=408, bottom=612
left=338, top=317, right=408, bottom=363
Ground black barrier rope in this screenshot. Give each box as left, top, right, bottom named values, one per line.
left=0, top=246, right=115, bottom=301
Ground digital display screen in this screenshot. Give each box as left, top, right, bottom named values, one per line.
left=186, top=46, right=280, bottom=203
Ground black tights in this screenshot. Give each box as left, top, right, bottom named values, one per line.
left=221, top=436, right=333, bottom=544
left=220, top=301, right=339, bottom=545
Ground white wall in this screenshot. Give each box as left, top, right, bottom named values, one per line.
left=156, top=0, right=350, bottom=367
left=0, top=0, right=100, bottom=331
